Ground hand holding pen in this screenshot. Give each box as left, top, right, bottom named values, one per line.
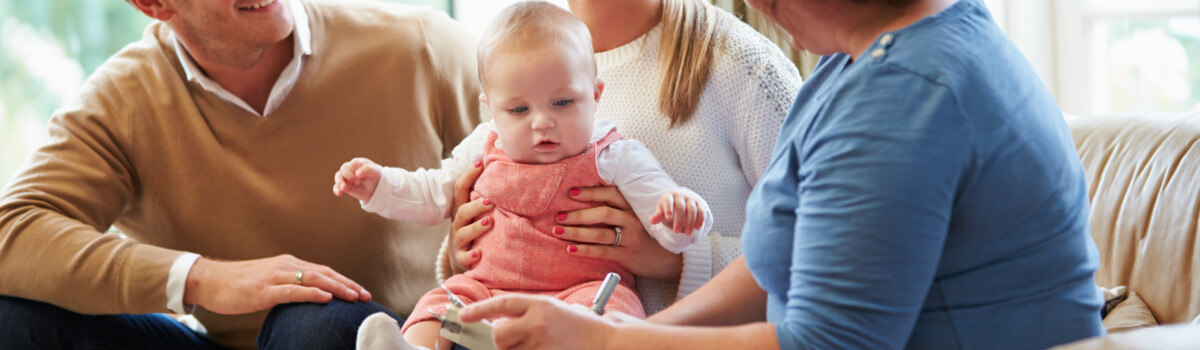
left=458, top=272, right=633, bottom=350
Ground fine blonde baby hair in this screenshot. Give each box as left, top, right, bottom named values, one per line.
left=476, top=1, right=596, bottom=89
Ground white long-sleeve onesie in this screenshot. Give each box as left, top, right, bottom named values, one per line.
left=361, top=119, right=712, bottom=253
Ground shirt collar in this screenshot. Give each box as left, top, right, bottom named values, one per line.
left=173, top=0, right=311, bottom=82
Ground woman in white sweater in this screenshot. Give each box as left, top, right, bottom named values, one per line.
left=445, top=0, right=801, bottom=315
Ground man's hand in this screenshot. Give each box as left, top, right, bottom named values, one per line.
left=333, top=158, right=383, bottom=202
left=650, top=190, right=706, bottom=234
left=183, top=255, right=371, bottom=315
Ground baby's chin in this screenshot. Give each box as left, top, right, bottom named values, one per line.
left=512, top=153, right=572, bottom=165
left=512, top=146, right=589, bottom=164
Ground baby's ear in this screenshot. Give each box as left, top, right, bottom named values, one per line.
left=593, top=78, right=605, bottom=103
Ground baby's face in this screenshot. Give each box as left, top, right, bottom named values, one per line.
left=481, top=44, right=600, bottom=164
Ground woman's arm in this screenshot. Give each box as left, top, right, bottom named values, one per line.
left=648, top=256, right=767, bottom=327
left=608, top=322, right=779, bottom=350
left=758, top=73, right=970, bottom=349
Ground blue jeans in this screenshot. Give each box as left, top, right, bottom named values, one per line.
left=0, top=295, right=400, bottom=349
left=258, top=299, right=401, bottom=349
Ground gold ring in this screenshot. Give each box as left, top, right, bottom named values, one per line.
left=295, top=269, right=305, bottom=285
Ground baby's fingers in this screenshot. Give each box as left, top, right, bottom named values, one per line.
left=663, top=194, right=676, bottom=223
left=650, top=207, right=665, bottom=225
left=684, top=197, right=698, bottom=234
left=355, top=163, right=379, bottom=180
left=333, top=170, right=353, bottom=196
left=337, top=166, right=358, bottom=185
left=672, top=194, right=687, bottom=232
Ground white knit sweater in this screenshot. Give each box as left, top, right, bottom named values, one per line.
left=594, top=17, right=802, bottom=313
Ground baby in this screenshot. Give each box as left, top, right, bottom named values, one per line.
left=336, top=2, right=712, bottom=349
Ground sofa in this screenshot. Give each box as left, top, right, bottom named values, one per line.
left=1054, top=113, right=1200, bottom=348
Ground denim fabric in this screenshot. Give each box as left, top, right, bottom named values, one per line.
left=0, top=295, right=225, bottom=349
left=258, top=299, right=400, bottom=350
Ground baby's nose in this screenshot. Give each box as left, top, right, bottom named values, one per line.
left=531, top=113, right=555, bottom=130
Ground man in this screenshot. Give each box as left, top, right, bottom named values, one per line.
left=0, top=0, right=481, bottom=348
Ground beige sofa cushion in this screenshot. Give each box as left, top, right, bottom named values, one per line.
left=1103, top=291, right=1158, bottom=333
left=1069, top=114, right=1200, bottom=324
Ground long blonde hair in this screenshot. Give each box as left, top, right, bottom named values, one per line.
left=657, top=0, right=728, bottom=127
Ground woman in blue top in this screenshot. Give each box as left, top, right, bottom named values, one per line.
left=458, top=0, right=1105, bottom=349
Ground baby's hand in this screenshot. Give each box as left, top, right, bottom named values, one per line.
left=649, top=190, right=706, bottom=235
left=333, top=157, right=382, bottom=203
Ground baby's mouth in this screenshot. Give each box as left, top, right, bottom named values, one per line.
left=534, top=140, right=560, bottom=151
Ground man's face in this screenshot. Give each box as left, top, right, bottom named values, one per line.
left=481, top=43, right=600, bottom=165
left=167, top=0, right=294, bottom=65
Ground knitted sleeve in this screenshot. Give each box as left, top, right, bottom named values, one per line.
left=725, top=25, right=803, bottom=187
left=0, top=59, right=183, bottom=314
left=673, top=21, right=803, bottom=300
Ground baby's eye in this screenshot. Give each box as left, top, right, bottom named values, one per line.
left=553, top=99, right=573, bottom=107
left=509, top=106, right=529, bottom=114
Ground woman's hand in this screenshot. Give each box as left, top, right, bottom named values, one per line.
left=459, top=294, right=615, bottom=350
left=449, top=161, right=494, bottom=274
left=556, top=186, right=684, bottom=281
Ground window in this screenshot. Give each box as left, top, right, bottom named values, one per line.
left=1066, top=1, right=1200, bottom=114
left=988, top=0, right=1200, bottom=116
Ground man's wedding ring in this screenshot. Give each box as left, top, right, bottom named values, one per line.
left=611, top=227, right=622, bottom=247
left=295, top=269, right=305, bottom=285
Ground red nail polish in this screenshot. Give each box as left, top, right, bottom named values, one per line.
left=554, top=227, right=564, bottom=235
left=483, top=198, right=491, bottom=206
left=471, top=251, right=478, bottom=258
left=568, top=245, right=578, bottom=253
left=557, top=213, right=567, bottom=221
left=481, top=217, right=490, bottom=226
left=474, top=160, right=482, bottom=168
left=569, top=188, right=580, bottom=196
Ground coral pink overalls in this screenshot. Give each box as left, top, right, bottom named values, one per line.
left=403, top=129, right=644, bottom=332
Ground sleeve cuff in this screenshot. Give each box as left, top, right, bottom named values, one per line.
left=360, top=167, right=398, bottom=214
left=676, top=237, right=714, bottom=300
left=167, top=253, right=201, bottom=314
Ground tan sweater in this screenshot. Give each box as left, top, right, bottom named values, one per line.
left=0, top=1, right=480, bottom=348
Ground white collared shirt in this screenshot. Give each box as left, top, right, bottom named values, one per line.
left=165, top=0, right=312, bottom=314
left=171, top=0, right=312, bottom=117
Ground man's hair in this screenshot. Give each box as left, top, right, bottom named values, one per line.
left=475, top=1, right=595, bottom=89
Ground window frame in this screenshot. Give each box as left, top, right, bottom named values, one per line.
left=990, top=0, right=1200, bottom=116
left=1055, top=0, right=1200, bottom=115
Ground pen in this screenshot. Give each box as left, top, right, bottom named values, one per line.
left=591, top=272, right=621, bottom=315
